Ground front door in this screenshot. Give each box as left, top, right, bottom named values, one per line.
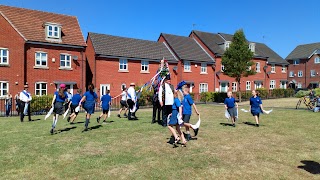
left=220, top=83, right=228, bottom=92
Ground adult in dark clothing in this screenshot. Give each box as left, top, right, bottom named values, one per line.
left=158, top=75, right=174, bottom=127
left=152, top=83, right=161, bottom=124
left=19, top=85, right=32, bottom=122
left=5, top=92, right=12, bottom=117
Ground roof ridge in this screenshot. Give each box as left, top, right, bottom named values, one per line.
left=89, top=32, right=160, bottom=44
left=296, top=42, right=320, bottom=47
left=0, top=4, right=77, bottom=18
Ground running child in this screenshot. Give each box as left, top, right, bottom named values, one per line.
left=113, top=87, right=128, bottom=118
left=68, top=89, right=82, bottom=124
left=97, top=90, right=112, bottom=123
left=224, top=91, right=238, bottom=127
left=249, top=90, right=266, bottom=127
left=79, top=83, right=98, bottom=131
left=50, top=84, right=68, bottom=134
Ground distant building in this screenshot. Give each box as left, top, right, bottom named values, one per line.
left=286, top=43, right=320, bottom=89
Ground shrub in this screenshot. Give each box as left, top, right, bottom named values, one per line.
left=30, top=95, right=53, bottom=113
left=213, top=92, right=227, bottom=103
left=200, top=92, right=214, bottom=102
left=136, top=86, right=153, bottom=106
left=295, top=90, right=309, bottom=98
left=256, top=88, right=268, bottom=99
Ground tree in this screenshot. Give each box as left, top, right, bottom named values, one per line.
left=221, top=29, right=255, bottom=102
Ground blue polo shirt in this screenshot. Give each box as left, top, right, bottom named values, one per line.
left=54, top=91, right=68, bottom=102
left=183, top=94, right=194, bottom=115
left=172, top=98, right=181, bottom=110
left=224, top=97, right=236, bottom=108
left=250, top=96, right=262, bottom=109
left=101, top=94, right=111, bottom=110
left=71, top=94, right=82, bottom=105
left=84, top=91, right=98, bottom=101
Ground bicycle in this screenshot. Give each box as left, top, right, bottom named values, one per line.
left=296, top=96, right=316, bottom=110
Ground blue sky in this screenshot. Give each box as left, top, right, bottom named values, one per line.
left=1, top=0, right=319, bottom=58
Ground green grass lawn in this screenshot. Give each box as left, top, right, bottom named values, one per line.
left=1, top=98, right=320, bottom=179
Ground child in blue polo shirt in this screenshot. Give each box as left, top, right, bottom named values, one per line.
left=182, top=84, right=200, bottom=141
left=68, top=89, right=82, bottom=124
left=79, top=83, right=98, bottom=131
left=224, top=91, right=238, bottom=127
left=97, top=90, right=112, bottom=123
left=50, top=84, right=68, bottom=134
left=249, top=90, right=265, bottom=127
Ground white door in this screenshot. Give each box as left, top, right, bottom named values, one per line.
left=100, top=84, right=110, bottom=96
left=220, top=83, right=228, bottom=92
left=255, top=82, right=262, bottom=89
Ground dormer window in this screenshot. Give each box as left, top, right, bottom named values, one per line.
left=249, top=43, right=255, bottom=53
left=224, top=41, right=231, bottom=50
left=45, top=23, right=61, bottom=40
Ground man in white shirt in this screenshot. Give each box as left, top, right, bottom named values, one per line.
left=127, top=83, right=137, bottom=120
left=19, top=85, right=32, bottom=122
left=158, top=75, right=174, bottom=127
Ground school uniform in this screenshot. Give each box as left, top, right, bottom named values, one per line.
left=70, top=93, right=82, bottom=115
left=54, top=91, right=68, bottom=115
left=101, top=94, right=111, bottom=113
left=250, top=96, right=262, bottom=116
left=19, top=90, right=32, bottom=122
left=83, top=91, right=98, bottom=114
left=224, top=97, right=237, bottom=117
left=182, top=94, right=194, bottom=123
left=168, top=98, right=181, bottom=125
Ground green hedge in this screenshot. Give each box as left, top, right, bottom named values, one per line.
left=30, top=95, right=53, bottom=113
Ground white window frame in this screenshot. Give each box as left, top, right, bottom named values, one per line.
left=297, top=83, right=302, bottom=88
left=224, top=41, right=231, bottom=50
left=280, top=81, right=286, bottom=89
left=293, top=59, right=300, bottom=65
left=0, top=81, right=8, bottom=97
left=35, top=82, right=47, bottom=96
left=249, top=43, right=255, bottom=52
left=311, top=70, right=316, bottom=77
left=298, top=71, right=303, bottom=77
left=271, top=64, right=276, bottom=73
left=270, top=80, right=276, bottom=89
left=231, top=82, right=237, bottom=92
left=199, top=83, right=208, bottom=93
left=201, top=63, right=207, bottom=74
left=255, top=82, right=262, bottom=89
left=60, top=54, right=71, bottom=68
left=35, top=52, right=48, bottom=67
left=221, top=65, right=225, bottom=72
left=220, top=82, right=228, bottom=92
left=256, top=62, right=260, bottom=72
left=141, top=60, right=149, bottom=72
left=119, top=59, right=128, bottom=71
left=0, top=48, right=9, bottom=65
left=315, top=57, right=320, bottom=64
left=100, top=84, right=110, bottom=96
left=289, top=71, right=294, bottom=77
left=282, top=65, right=286, bottom=73
left=246, top=81, right=251, bottom=91
left=184, top=61, right=191, bottom=72
left=46, top=24, right=61, bottom=39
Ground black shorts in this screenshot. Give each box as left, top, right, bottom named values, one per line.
left=54, top=102, right=64, bottom=115
left=120, top=100, right=128, bottom=108
left=183, top=114, right=191, bottom=123
left=103, top=109, right=109, bottom=114
left=70, top=104, right=79, bottom=115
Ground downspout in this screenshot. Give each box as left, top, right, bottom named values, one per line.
left=81, top=50, right=84, bottom=90
left=304, top=59, right=307, bottom=88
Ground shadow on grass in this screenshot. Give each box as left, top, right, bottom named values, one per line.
left=54, top=126, right=77, bottom=134
left=71, top=121, right=85, bottom=124
left=298, top=160, right=320, bottom=174
left=243, top=122, right=258, bottom=127
left=82, top=125, right=103, bottom=132
left=102, top=120, right=114, bottom=123
left=220, top=123, right=234, bottom=127
left=29, top=118, right=41, bottom=122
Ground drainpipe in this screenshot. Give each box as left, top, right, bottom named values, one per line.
left=81, top=50, right=84, bottom=91
left=305, top=59, right=307, bottom=88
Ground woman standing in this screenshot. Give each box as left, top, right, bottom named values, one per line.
left=50, top=84, right=68, bottom=134
left=249, top=90, right=265, bottom=127
left=79, top=83, right=98, bottom=131
left=5, top=92, right=12, bottom=117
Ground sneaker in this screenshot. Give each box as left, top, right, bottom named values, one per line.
left=50, top=128, right=54, bottom=135
left=96, top=117, right=100, bottom=123
left=233, top=124, right=236, bottom=127
left=123, top=113, right=127, bottom=117
left=117, top=114, right=121, bottom=118
left=103, top=120, right=107, bottom=123
left=67, top=117, right=71, bottom=122
left=256, top=124, right=259, bottom=127
left=186, top=134, right=191, bottom=141
left=194, top=128, right=199, bottom=136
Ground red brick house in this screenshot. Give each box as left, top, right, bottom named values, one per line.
left=0, top=5, right=86, bottom=98
left=286, top=43, right=320, bottom=89
left=158, top=33, right=215, bottom=96
left=190, top=30, right=289, bottom=92
left=86, top=32, right=176, bottom=97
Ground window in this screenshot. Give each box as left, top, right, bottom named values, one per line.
left=289, top=71, right=294, bottom=77
left=201, top=63, right=207, bottom=73
left=315, top=57, right=320, bottom=64
left=60, top=54, right=71, bottom=68
left=220, top=82, right=228, bottom=92
left=282, top=65, right=286, bottom=72
left=280, top=81, right=286, bottom=89
left=35, top=52, right=47, bottom=66
left=141, top=60, right=149, bottom=72
left=199, top=83, right=208, bottom=93
left=247, top=66, right=252, bottom=71
left=256, top=62, right=260, bottom=72
left=121, top=83, right=126, bottom=90
left=0, top=81, right=8, bottom=97
left=119, top=59, right=128, bottom=71
left=255, top=82, right=262, bottom=89
left=293, top=59, right=300, bottom=65
left=232, top=82, right=237, bottom=92
left=0, top=48, right=8, bottom=65
left=270, top=80, right=276, bottom=89
left=246, top=81, right=251, bottom=90
left=297, top=83, right=302, bottom=88
left=271, top=64, right=276, bottom=73
left=221, top=65, right=225, bottom=72
left=311, top=70, right=316, bottom=77
left=184, top=61, right=191, bottom=72
left=298, top=71, right=303, bottom=77
left=46, top=24, right=61, bottom=39
left=100, top=84, right=110, bottom=96
left=35, top=82, right=47, bottom=96
left=249, top=43, right=255, bottom=52
left=224, top=41, right=230, bottom=50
